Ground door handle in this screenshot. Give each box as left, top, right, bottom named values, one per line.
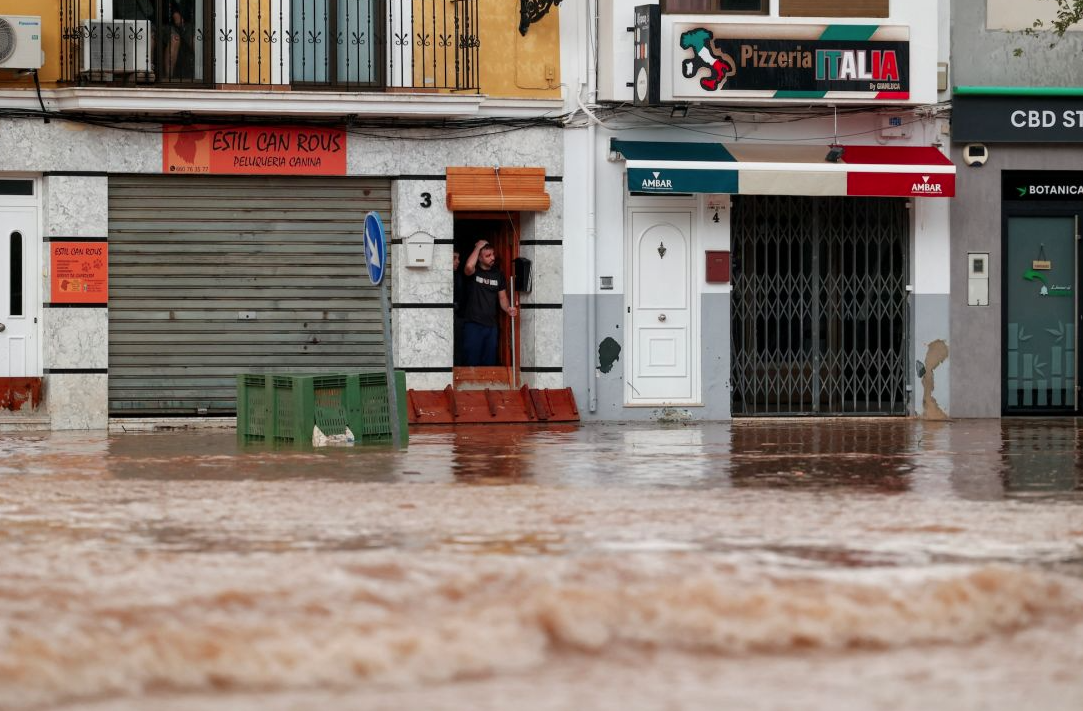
left=0, top=323, right=6, bottom=332
left=657, top=314, right=667, bottom=322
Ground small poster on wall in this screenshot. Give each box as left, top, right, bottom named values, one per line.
left=50, top=242, right=108, bottom=304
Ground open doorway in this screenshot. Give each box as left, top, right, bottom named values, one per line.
left=453, top=213, right=521, bottom=388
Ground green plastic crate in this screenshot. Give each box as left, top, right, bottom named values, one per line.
left=237, top=371, right=408, bottom=447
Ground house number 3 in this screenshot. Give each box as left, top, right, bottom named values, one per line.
left=420, top=192, right=432, bottom=208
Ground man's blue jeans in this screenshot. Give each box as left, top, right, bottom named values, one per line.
left=462, top=322, right=498, bottom=366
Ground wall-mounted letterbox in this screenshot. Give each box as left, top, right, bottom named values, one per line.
left=705, top=250, right=730, bottom=283
left=404, top=231, right=434, bottom=268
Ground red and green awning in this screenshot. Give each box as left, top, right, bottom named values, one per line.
left=613, top=140, right=955, bottom=198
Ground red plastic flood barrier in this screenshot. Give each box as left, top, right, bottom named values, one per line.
left=407, top=385, right=580, bottom=424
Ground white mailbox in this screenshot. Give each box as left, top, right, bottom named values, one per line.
left=968, top=252, right=989, bottom=306
left=404, top=231, right=434, bottom=268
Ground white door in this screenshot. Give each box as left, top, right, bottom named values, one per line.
left=629, top=211, right=695, bottom=402
left=0, top=207, right=39, bottom=377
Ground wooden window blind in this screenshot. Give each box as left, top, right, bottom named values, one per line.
left=446, top=168, right=551, bottom=212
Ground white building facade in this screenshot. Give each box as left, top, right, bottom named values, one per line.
left=561, top=0, right=955, bottom=420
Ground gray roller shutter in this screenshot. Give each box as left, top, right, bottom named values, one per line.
left=108, top=175, right=392, bottom=416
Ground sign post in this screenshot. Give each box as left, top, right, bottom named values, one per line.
left=363, top=212, right=402, bottom=449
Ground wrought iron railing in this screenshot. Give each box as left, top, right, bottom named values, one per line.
left=59, top=0, right=479, bottom=92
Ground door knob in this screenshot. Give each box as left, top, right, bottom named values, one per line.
left=657, top=314, right=667, bottom=322
left=0, top=323, right=6, bottom=332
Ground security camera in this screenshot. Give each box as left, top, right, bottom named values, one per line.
left=963, top=143, right=988, bottom=167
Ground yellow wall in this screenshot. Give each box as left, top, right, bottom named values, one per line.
left=238, top=0, right=273, bottom=85
left=0, top=0, right=66, bottom=85
left=476, top=0, right=561, bottom=98
left=408, top=0, right=562, bottom=97
left=0, top=0, right=562, bottom=96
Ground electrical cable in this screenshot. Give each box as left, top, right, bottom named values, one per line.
left=0, top=106, right=573, bottom=140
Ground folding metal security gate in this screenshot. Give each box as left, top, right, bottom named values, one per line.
left=731, top=195, right=909, bottom=416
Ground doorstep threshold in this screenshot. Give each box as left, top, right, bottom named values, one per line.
left=0, top=415, right=51, bottom=432
left=109, top=417, right=237, bottom=433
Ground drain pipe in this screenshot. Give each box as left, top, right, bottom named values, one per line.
left=585, top=0, right=598, bottom=413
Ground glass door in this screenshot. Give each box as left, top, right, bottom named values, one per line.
left=1004, top=216, right=1079, bottom=413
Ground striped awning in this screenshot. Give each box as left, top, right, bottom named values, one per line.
left=612, top=140, right=955, bottom=198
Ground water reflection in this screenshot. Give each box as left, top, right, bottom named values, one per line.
left=6, top=418, right=1077, bottom=503
left=105, top=431, right=406, bottom=483
left=442, top=424, right=567, bottom=483
left=1000, top=419, right=1083, bottom=495
left=728, top=420, right=916, bottom=492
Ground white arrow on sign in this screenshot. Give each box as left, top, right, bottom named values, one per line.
left=367, top=232, right=381, bottom=268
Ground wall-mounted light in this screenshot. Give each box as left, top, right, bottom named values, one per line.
left=825, top=145, right=845, bottom=163
left=671, top=104, right=689, bottom=119
left=519, top=0, right=563, bottom=36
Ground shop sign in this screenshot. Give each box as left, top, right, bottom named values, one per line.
left=1003, top=171, right=1083, bottom=201
left=628, top=167, right=738, bottom=194
left=955, top=97, right=1083, bottom=143
left=633, top=4, right=661, bottom=106
left=849, top=171, right=955, bottom=198
left=1023, top=268, right=1073, bottom=298
left=672, top=23, right=909, bottom=102
left=50, top=242, right=107, bottom=304
left=162, top=125, right=347, bottom=175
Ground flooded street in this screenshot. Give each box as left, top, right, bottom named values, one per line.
left=1, top=419, right=1082, bottom=711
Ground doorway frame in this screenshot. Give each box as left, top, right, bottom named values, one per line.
left=0, top=175, right=43, bottom=378
left=624, top=195, right=701, bottom=406
left=452, top=210, right=522, bottom=388
left=1000, top=201, right=1083, bottom=416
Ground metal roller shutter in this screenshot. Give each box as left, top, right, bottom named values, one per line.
left=108, top=175, right=392, bottom=416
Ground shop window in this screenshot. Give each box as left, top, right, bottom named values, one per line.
left=291, top=0, right=380, bottom=87
left=0, top=180, right=33, bottom=196
left=780, top=0, right=889, bottom=18
left=9, top=231, right=22, bottom=316
left=98, top=0, right=211, bottom=83
left=662, top=0, right=768, bottom=13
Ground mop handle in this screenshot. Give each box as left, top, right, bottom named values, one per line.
left=510, top=275, right=517, bottom=388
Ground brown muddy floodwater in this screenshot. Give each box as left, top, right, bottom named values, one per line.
left=1, top=419, right=1082, bottom=711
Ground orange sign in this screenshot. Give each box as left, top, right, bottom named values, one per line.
left=162, top=125, right=347, bottom=175
left=51, top=242, right=108, bottom=304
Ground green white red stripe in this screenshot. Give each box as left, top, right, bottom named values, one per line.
left=614, top=140, right=955, bottom=198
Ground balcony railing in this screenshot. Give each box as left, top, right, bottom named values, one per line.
left=59, top=0, right=480, bottom=92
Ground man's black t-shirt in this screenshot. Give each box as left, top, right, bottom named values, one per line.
left=462, top=266, right=506, bottom=327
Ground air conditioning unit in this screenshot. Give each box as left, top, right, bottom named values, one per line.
left=81, top=19, right=152, bottom=76
left=0, top=15, right=43, bottom=70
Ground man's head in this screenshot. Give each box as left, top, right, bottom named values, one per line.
left=453, top=251, right=460, bottom=271
left=478, top=245, right=496, bottom=269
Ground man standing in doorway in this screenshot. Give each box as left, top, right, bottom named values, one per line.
left=462, top=240, right=517, bottom=366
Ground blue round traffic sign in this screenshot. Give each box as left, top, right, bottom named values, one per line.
left=363, top=211, right=387, bottom=286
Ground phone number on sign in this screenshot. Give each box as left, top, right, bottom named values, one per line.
left=169, top=165, right=210, bottom=173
